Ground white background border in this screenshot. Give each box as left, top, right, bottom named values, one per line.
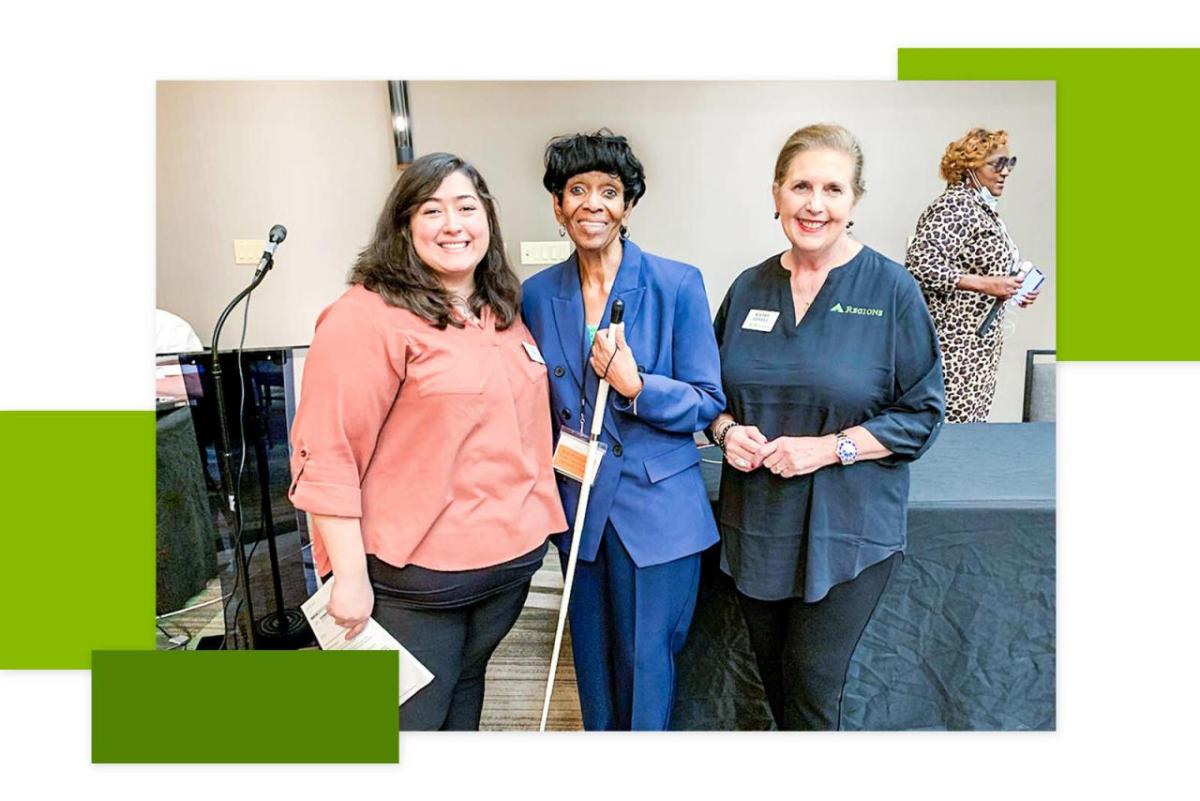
left=3, top=2, right=1198, bottom=797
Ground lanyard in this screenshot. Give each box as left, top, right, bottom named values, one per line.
left=993, top=216, right=1020, bottom=275
left=575, top=268, right=623, bottom=434
left=576, top=324, right=595, bottom=434
left=576, top=320, right=620, bottom=435
left=576, top=266, right=601, bottom=435
left=972, top=185, right=1020, bottom=275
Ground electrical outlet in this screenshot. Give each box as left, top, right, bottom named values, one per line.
left=520, top=241, right=572, bottom=266
left=234, top=239, right=265, bottom=265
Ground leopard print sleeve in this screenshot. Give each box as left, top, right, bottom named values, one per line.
left=905, top=189, right=973, bottom=298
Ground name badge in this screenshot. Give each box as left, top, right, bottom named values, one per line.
left=741, top=309, right=780, bottom=332
left=522, top=341, right=545, bottom=364
left=552, top=426, right=606, bottom=486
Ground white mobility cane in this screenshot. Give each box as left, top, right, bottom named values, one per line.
left=539, top=299, right=624, bottom=731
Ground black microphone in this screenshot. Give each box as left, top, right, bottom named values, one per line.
left=610, top=298, right=625, bottom=326
left=977, top=296, right=1006, bottom=338
left=255, top=224, right=288, bottom=275
left=977, top=260, right=1027, bottom=338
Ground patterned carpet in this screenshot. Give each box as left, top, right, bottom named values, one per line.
left=481, top=555, right=583, bottom=731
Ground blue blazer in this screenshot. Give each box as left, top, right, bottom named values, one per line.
left=521, top=240, right=725, bottom=567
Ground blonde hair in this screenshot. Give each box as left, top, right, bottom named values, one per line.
left=773, top=123, right=866, bottom=198
left=940, top=127, right=1008, bottom=183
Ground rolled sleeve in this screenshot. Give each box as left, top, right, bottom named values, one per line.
left=905, top=197, right=967, bottom=298
left=288, top=297, right=406, bottom=518
left=288, top=447, right=363, bottom=517
left=860, top=283, right=945, bottom=464
left=613, top=268, right=725, bottom=433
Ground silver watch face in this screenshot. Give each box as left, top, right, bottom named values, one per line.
left=836, top=436, right=858, bottom=464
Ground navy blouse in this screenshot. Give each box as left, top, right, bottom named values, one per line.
left=713, top=246, right=945, bottom=602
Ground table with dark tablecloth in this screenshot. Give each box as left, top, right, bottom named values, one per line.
left=671, top=422, right=1055, bottom=730
left=156, top=407, right=220, bottom=615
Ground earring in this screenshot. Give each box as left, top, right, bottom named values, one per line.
left=619, top=224, right=629, bottom=241
left=773, top=211, right=780, bottom=220
left=557, top=225, right=566, bottom=238
left=847, top=221, right=855, bottom=229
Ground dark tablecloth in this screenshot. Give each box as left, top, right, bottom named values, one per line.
left=156, top=407, right=220, bottom=615
left=672, top=422, right=1055, bottom=730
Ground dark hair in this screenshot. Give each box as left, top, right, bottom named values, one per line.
left=349, top=152, right=521, bottom=330
left=542, top=129, right=647, bottom=208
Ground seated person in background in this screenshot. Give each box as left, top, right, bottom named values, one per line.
left=155, top=308, right=203, bottom=353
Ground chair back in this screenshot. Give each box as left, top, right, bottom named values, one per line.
left=1023, top=349, right=1056, bottom=422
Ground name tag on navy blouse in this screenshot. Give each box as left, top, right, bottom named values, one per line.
left=741, top=309, right=780, bottom=332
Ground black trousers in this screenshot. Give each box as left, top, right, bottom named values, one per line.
left=736, top=552, right=899, bottom=731
left=371, top=579, right=531, bottom=731
left=359, top=545, right=544, bottom=731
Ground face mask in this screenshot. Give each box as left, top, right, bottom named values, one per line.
left=968, top=171, right=999, bottom=211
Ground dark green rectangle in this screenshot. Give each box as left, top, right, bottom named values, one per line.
left=899, top=48, right=1200, bottom=361
left=92, top=650, right=399, bottom=762
left=0, top=411, right=155, bottom=668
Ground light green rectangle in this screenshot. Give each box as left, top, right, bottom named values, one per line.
left=899, top=48, right=1200, bottom=360
left=0, top=411, right=155, bottom=669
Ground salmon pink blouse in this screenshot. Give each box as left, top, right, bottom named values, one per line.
left=289, top=284, right=567, bottom=575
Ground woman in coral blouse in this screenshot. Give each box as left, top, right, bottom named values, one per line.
left=289, top=152, right=566, bottom=731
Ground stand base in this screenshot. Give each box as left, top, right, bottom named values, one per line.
left=253, top=608, right=313, bottom=650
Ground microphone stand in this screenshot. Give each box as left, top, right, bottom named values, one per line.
left=211, top=253, right=308, bottom=649
left=539, top=300, right=624, bottom=731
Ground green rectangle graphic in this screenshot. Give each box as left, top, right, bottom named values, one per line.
left=92, top=650, right=399, bottom=762
left=899, top=48, right=1200, bottom=361
left=0, top=411, right=155, bottom=669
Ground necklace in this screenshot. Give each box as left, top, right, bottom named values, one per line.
left=790, top=274, right=825, bottom=311
left=450, top=295, right=482, bottom=328
left=788, top=267, right=825, bottom=323
left=793, top=293, right=816, bottom=325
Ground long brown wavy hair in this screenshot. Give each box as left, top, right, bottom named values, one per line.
left=349, top=152, right=521, bottom=330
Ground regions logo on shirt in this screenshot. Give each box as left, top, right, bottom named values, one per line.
left=830, top=302, right=884, bottom=317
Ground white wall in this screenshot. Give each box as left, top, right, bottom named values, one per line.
left=157, top=80, right=1054, bottom=421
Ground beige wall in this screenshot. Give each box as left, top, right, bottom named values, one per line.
left=156, top=81, right=397, bottom=348
left=157, top=80, right=1054, bottom=421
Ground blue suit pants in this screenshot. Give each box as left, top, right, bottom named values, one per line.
left=562, top=522, right=701, bottom=731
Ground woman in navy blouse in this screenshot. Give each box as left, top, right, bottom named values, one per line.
left=710, top=123, right=945, bottom=730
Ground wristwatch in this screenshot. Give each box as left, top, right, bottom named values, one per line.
left=834, top=431, right=858, bottom=466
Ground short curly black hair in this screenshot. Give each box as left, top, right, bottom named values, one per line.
left=542, top=129, right=647, bottom=208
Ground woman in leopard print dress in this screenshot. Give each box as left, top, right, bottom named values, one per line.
left=905, top=128, right=1040, bottom=423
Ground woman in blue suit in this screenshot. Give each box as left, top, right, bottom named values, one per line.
left=522, top=131, right=725, bottom=730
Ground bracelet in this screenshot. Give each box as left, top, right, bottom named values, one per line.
left=713, top=420, right=737, bottom=450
